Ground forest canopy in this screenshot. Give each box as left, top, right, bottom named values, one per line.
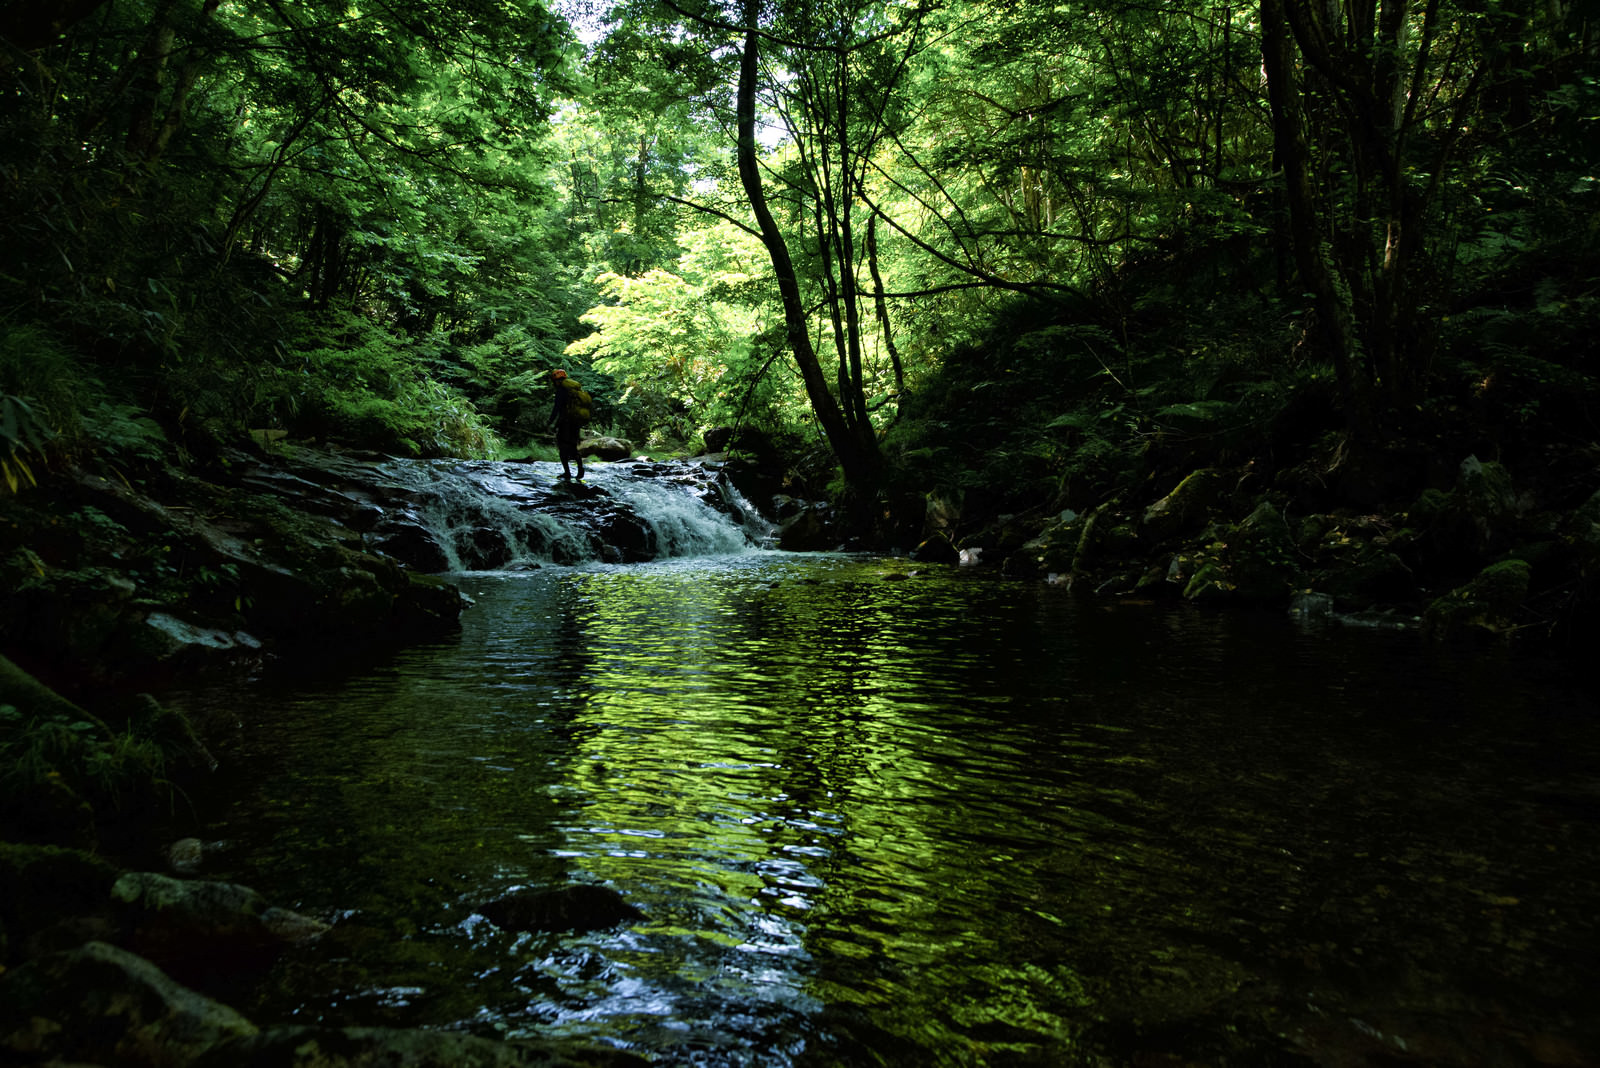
left=1, top=0, right=1595, bottom=517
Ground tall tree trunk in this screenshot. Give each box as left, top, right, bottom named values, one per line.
left=125, top=1, right=179, bottom=160
left=124, top=0, right=221, bottom=162
left=1260, top=0, right=1374, bottom=441
left=735, top=1, right=876, bottom=489
left=305, top=211, right=345, bottom=310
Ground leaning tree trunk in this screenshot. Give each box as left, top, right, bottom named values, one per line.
left=735, top=0, right=877, bottom=490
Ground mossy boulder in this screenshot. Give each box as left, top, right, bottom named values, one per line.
left=2, top=659, right=209, bottom=847
left=1018, top=510, right=1086, bottom=575
left=1, top=657, right=151, bottom=847
left=110, top=871, right=331, bottom=980
left=1411, top=456, right=1529, bottom=574
left=577, top=435, right=634, bottom=461
left=1171, top=503, right=1298, bottom=603
left=777, top=503, right=839, bottom=551
left=910, top=529, right=959, bottom=564
left=1101, top=520, right=1140, bottom=558
left=1227, top=501, right=1300, bottom=601
left=2, top=457, right=467, bottom=688
left=1068, top=501, right=1128, bottom=573
left=1143, top=468, right=1224, bottom=543
left=1422, top=558, right=1532, bottom=638
left=394, top=571, right=470, bottom=633
left=329, top=565, right=394, bottom=629
left=976, top=513, right=1043, bottom=569
left=1182, top=555, right=1233, bottom=602
left=0, top=654, right=112, bottom=732
left=1457, top=454, right=1520, bottom=522
left=0, top=564, right=142, bottom=675
left=0, top=940, right=258, bottom=1066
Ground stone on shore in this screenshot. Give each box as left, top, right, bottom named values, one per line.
left=0, top=940, right=258, bottom=1066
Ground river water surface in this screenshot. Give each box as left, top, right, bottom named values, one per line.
left=178, top=551, right=1600, bottom=1066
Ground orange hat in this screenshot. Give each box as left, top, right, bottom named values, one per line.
left=551, top=369, right=567, bottom=380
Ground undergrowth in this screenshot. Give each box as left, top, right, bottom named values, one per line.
left=0, top=703, right=170, bottom=815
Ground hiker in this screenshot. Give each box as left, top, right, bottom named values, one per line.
left=549, top=369, right=585, bottom=480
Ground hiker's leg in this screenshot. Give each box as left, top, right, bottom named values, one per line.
left=558, top=433, right=574, bottom=478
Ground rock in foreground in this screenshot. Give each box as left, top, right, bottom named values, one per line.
left=479, top=884, right=644, bottom=934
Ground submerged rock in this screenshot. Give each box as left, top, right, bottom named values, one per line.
left=478, top=884, right=644, bottom=934
left=165, top=838, right=235, bottom=876
left=1289, top=591, right=1336, bottom=620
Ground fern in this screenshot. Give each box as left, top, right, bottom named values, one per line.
left=1, top=394, right=52, bottom=492
left=81, top=402, right=169, bottom=464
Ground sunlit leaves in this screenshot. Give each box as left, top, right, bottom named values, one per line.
left=565, top=247, right=767, bottom=433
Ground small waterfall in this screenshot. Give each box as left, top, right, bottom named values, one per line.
left=371, top=458, right=772, bottom=571
left=600, top=473, right=766, bottom=557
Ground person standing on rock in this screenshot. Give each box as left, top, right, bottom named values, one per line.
left=549, top=369, right=585, bottom=481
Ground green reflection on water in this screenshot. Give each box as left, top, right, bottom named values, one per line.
left=181, top=554, right=1600, bottom=1066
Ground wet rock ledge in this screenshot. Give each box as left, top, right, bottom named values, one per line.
left=1, top=939, right=642, bottom=1068
left=1, top=446, right=472, bottom=696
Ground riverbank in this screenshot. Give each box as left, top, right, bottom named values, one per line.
left=0, top=442, right=686, bottom=1067
left=931, top=448, right=1600, bottom=646
left=875, top=336, right=1600, bottom=652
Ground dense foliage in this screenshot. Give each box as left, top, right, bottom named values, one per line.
left=1, top=0, right=582, bottom=459
left=2, top=0, right=1596, bottom=518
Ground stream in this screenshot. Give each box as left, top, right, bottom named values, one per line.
left=167, top=460, right=1600, bottom=1066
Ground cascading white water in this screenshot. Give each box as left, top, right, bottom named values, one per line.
left=599, top=471, right=769, bottom=557
left=374, top=457, right=772, bottom=571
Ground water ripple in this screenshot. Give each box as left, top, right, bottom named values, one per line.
left=174, top=555, right=1600, bottom=1067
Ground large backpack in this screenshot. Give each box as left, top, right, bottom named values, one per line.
left=561, top=377, right=593, bottom=425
